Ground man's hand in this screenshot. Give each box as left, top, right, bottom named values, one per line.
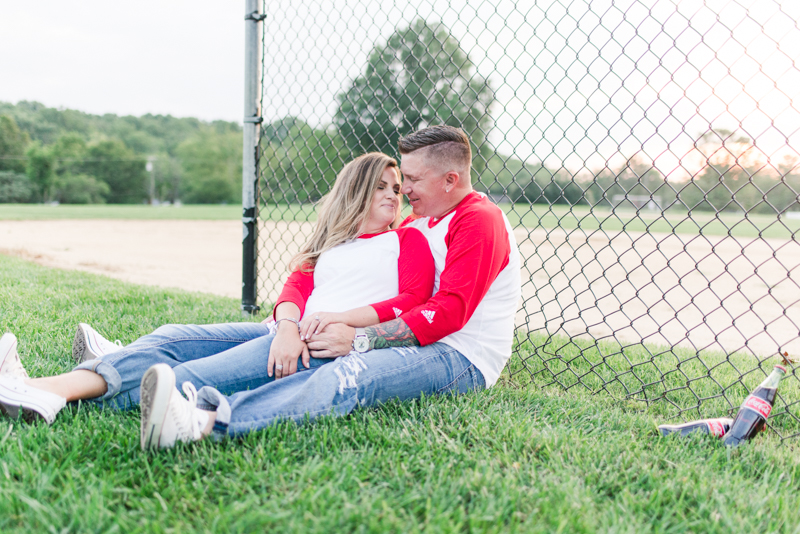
left=306, top=323, right=356, bottom=358
left=268, top=322, right=310, bottom=379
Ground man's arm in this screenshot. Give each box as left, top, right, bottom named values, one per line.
left=305, top=318, right=418, bottom=358
left=365, top=318, right=418, bottom=349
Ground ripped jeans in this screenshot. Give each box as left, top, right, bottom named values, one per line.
left=74, top=322, right=485, bottom=437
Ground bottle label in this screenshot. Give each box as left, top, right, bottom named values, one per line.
left=743, top=395, right=772, bottom=419
left=707, top=419, right=726, bottom=437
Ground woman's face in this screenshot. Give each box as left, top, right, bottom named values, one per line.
left=361, top=166, right=402, bottom=234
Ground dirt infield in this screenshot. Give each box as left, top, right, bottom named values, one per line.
left=514, top=227, right=800, bottom=359
left=0, top=220, right=243, bottom=298
left=2, top=219, right=798, bottom=358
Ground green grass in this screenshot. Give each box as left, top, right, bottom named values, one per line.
left=506, top=334, right=800, bottom=436
left=4, top=203, right=799, bottom=239
left=1, top=255, right=800, bottom=532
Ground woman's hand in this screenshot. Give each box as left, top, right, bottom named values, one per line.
left=299, top=312, right=347, bottom=341
left=268, top=321, right=310, bottom=379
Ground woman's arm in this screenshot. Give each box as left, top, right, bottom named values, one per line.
left=298, top=306, right=378, bottom=340
left=266, top=268, right=315, bottom=321
left=267, top=299, right=311, bottom=379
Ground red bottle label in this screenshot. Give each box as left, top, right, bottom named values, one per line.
left=743, top=395, right=772, bottom=419
left=707, top=419, right=725, bottom=437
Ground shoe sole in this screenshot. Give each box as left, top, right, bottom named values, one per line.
left=0, top=381, right=55, bottom=424
left=140, top=364, right=175, bottom=450
left=72, top=324, right=91, bottom=363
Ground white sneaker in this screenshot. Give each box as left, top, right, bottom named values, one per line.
left=140, top=364, right=206, bottom=450
left=0, top=333, right=29, bottom=381
left=72, top=323, right=124, bottom=363
left=0, top=376, right=66, bottom=424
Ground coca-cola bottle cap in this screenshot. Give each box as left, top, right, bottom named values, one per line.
left=775, top=364, right=787, bottom=373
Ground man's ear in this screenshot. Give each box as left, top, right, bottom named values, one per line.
left=444, top=171, right=459, bottom=192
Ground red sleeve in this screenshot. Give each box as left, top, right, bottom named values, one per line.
left=401, top=200, right=511, bottom=345
left=273, top=268, right=314, bottom=319
left=369, top=227, right=435, bottom=322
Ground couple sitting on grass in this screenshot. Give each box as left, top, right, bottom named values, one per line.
left=0, top=125, right=521, bottom=450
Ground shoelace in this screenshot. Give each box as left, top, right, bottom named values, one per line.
left=2, top=351, right=29, bottom=381
left=174, top=382, right=202, bottom=441
left=97, top=337, right=124, bottom=354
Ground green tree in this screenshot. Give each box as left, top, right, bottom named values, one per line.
left=334, top=19, right=494, bottom=173
left=149, top=155, right=183, bottom=204
left=81, top=140, right=147, bottom=203
left=54, top=174, right=110, bottom=204
left=176, top=129, right=242, bottom=204
left=0, top=171, right=34, bottom=203
left=25, top=142, right=55, bottom=202
left=0, top=115, right=31, bottom=173
left=678, top=130, right=760, bottom=213
left=51, top=132, right=88, bottom=178
left=260, top=118, right=348, bottom=204
left=586, top=156, right=673, bottom=210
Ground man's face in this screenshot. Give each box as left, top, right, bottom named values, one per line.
left=399, top=151, right=448, bottom=218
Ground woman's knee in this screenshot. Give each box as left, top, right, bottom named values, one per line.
left=151, top=323, right=192, bottom=339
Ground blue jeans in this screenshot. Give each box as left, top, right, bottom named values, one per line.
left=74, top=323, right=485, bottom=436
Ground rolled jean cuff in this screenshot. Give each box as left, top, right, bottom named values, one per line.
left=73, top=359, right=123, bottom=401
left=197, top=386, right=231, bottom=439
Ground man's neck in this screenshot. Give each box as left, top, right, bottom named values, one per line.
left=431, top=188, right=473, bottom=221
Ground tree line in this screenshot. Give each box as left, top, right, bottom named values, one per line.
left=0, top=102, right=243, bottom=204
left=2, top=18, right=798, bottom=216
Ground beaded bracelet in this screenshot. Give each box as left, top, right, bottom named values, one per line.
left=274, top=317, right=301, bottom=331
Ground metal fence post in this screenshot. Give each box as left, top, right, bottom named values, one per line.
left=241, top=0, right=263, bottom=316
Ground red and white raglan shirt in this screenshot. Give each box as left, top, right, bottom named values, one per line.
left=401, top=192, right=521, bottom=387
left=275, top=227, right=435, bottom=323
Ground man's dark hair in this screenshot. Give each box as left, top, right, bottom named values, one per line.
left=398, top=125, right=472, bottom=174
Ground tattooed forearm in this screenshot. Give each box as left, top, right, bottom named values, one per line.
left=365, top=318, right=419, bottom=350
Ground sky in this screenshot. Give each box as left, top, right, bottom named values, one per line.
left=2, top=0, right=800, bottom=178
left=0, top=1, right=244, bottom=122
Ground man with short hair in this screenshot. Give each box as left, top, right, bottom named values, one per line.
left=307, top=125, right=521, bottom=386
left=147, top=125, right=522, bottom=444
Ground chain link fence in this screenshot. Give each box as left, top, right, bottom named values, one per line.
left=255, top=0, right=800, bottom=440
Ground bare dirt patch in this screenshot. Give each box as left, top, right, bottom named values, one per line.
left=0, top=220, right=243, bottom=298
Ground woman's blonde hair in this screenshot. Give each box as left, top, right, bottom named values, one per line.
left=290, top=152, right=400, bottom=271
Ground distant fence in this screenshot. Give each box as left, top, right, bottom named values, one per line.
left=252, top=0, right=800, bottom=441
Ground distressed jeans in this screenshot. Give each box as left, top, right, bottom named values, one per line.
left=73, top=322, right=485, bottom=436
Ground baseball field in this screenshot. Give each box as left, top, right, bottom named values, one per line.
left=0, top=204, right=799, bottom=532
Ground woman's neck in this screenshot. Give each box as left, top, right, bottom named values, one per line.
left=359, top=223, right=390, bottom=235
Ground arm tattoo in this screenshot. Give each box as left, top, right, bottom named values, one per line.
left=365, top=318, right=419, bottom=350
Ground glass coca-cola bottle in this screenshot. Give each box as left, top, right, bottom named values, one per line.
left=722, top=365, right=786, bottom=448
left=658, top=417, right=733, bottom=438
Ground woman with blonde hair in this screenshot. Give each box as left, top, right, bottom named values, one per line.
left=0, top=152, right=434, bottom=448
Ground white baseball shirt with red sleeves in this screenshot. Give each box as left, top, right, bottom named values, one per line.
left=401, top=191, right=521, bottom=387
left=275, top=227, right=435, bottom=322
